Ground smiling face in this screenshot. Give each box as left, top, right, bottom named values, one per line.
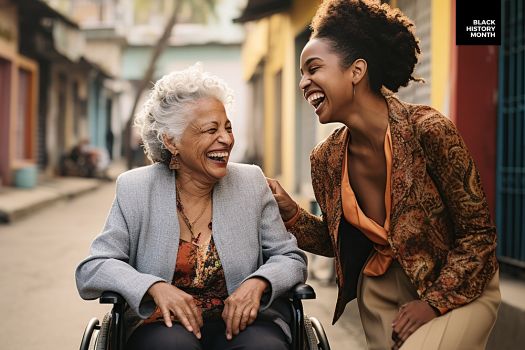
left=166, top=97, right=234, bottom=183
left=299, top=38, right=356, bottom=124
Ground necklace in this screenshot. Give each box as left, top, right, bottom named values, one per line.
left=175, top=184, right=212, bottom=246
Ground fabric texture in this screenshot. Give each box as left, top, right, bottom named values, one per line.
left=126, top=319, right=289, bottom=350
left=341, top=124, right=393, bottom=277
left=288, top=93, right=498, bottom=324
left=76, top=162, right=307, bottom=341
left=145, top=238, right=228, bottom=324
left=357, top=261, right=500, bottom=350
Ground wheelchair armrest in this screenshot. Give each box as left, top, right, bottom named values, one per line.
left=292, top=283, right=316, bottom=301
left=100, top=291, right=125, bottom=305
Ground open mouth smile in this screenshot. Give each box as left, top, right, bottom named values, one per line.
left=206, top=151, right=229, bottom=163
left=306, top=92, right=326, bottom=112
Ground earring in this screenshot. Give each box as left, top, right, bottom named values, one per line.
left=169, top=153, right=180, bottom=170
left=353, top=85, right=356, bottom=98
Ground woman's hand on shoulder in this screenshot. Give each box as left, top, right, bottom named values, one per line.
left=391, top=300, right=438, bottom=349
left=222, top=277, right=269, bottom=340
left=147, top=282, right=203, bottom=339
left=266, top=177, right=298, bottom=222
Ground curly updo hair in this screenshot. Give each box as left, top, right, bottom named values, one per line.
left=134, top=63, right=234, bottom=165
left=310, top=0, right=421, bottom=93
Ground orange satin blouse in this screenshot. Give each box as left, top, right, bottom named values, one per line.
left=341, top=125, right=394, bottom=277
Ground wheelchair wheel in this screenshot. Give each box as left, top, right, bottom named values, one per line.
left=93, top=312, right=112, bottom=350
left=304, top=317, right=320, bottom=350
left=308, top=316, right=331, bottom=350
left=80, top=318, right=99, bottom=350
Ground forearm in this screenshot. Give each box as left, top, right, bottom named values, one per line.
left=288, top=206, right=334, bottom=257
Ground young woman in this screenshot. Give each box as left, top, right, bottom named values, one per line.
left=267, top=1, right=500, bottom=349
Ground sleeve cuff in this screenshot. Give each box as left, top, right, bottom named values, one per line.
left=437, top=306, right=449, bottom=315
left=284, top=204, right=301, bottom=229
left=428, top=301, right=449, bottom=316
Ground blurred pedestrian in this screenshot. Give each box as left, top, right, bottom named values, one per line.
left=267, top=1, right=500, bottom=349
left=76, top=64, right=306, bottom=350
left=68, top=139, right=110, bottom=179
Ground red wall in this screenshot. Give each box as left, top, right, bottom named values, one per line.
left=0, top=58, right=11, bottom=186
left=450, top=45, right=499, bottom=219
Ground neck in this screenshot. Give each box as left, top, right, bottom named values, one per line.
left=175, top=171, right=214, bottom=200
left=343, top=90, right=389, bottom=151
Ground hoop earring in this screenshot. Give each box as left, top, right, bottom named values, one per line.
left=169, top=153, right=180, bottom=170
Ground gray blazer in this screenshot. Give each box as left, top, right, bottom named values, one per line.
left=75, top=162, right=307, bottom=341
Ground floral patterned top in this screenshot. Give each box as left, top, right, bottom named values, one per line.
left=145, top=237, right=228, bottom=323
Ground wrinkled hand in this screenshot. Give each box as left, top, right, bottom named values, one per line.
left=391, top=300, right=437, bottom=349
left=147, top=282, right=203, bottom=339
left=266, top=178, right=298, bottom=222
left=222, top=277, right=269, bottom=340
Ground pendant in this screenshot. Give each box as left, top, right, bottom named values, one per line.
left=191, top=232, right=202, bottom=246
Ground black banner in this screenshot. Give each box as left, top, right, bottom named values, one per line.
left=456, top=0, right=501, bottom=45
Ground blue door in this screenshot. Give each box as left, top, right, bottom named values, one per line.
left=496, top=0, right=525, bottom=267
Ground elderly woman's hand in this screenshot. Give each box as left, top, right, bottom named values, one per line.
left=222, top=277, right=269, bottom=340
left=266, top=178, right=299, bottom=222
left=147, top=282, right=203, bottom=339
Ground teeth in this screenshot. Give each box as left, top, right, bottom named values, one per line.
left=207, top=151, right=229, bottom=158
left=307, top=92, right=325, bottom=104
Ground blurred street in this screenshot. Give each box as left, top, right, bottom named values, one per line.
left=0, top=181, right=366, bottom=350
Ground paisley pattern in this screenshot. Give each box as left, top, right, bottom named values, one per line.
left=289, top=94, right=498, bottom=324
left=145, top=238, right=228, bottom=324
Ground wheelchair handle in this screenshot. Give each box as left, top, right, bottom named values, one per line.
left=292, top=283, right=316, bottom=300
left=100, top=291, right=125, bottom=305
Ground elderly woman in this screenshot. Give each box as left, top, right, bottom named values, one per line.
left=76, top=64, right=307, bottom=350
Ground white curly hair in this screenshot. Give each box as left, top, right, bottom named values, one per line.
left=134, top=63, right=235, bottom=164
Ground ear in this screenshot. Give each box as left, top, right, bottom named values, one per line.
left=162, top=134, right=178, bottom=154
left=350, top=58, right=368, bottom=85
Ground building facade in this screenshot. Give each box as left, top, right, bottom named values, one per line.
left=0, top=1, right=39, bottom=187
left=49, top=0, right=249, bottom=163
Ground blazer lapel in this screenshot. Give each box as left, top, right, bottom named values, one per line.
left=386, top=96, right=426, bottom=234
left=325, top=128, right=348, bottom=246
left=209, top=175, right=245, bottom=294
left=154, top=164, right=180, bottom=282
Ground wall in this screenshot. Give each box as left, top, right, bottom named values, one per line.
left=0, top=2, right=39, bottom=185
left=0, top=3, right=17, bottom=185
left=451, top=45, right=499, bottom=217
left=121, top=44, right=248, bottom=162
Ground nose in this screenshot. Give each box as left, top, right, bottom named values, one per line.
left=299, top=74, right=310, bottom=91
left=218, top=128, right=233, bottom=146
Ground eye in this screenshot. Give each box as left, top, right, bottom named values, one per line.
left=206, top=128, right=217, bottom=134
left=309, top=66, right=320, bottom=74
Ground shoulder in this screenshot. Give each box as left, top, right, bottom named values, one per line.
left=225, top=162, right=263, bottom=177
left=115, top=163, right=170, bottom=196
left=116, top=163, right=167, bottom=185
left=388, top=95, right=458, bottom=140
left=409, top=106, right=460, bottom=145
left=222, top=162, right=266, bottom=187
left=310, top=126, right=346, bottom=162
left=218, top=163, right=268, bottom=202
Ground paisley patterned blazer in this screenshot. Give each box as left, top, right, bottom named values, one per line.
left=289, top=94, right=498, bottom=324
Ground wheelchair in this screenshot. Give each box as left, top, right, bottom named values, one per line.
left=80, top=283, right=331, bottom=350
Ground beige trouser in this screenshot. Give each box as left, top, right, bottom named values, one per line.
left=357, top=261, right=501, bottom=350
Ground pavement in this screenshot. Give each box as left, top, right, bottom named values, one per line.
left=0, top=162, right=125, bottom=223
